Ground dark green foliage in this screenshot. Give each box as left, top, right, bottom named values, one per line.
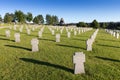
left=52, top=15, right=59, bottom=25
left=59, top=18, right=65, bottom=26
left=46, top=14, right=59, bottom=25
left=33, top=16, right=39, bottom=24
left=46, top=14, right=52, bottom=25
left=33, top=15, right=44, bottom=24
left=77, top=22, right=88, bottom=27
left=0, top=15, right=2, bottom=22
left=37, top=15, right=44, bottom=24
left=4, top=13, right=14, bottom=23
left=91, top=20, right=100, bottom=28
left=15, top=10, right=25, bottom=23
left=26, top=12, right=33, bottom=22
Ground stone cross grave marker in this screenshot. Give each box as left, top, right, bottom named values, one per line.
left=56, top=34, right=60, bottom=42
left=86, top=39, right=92, bottom=51
left=116, top=32, right=119, bottom=39
left=38, top=31, right=42, bottom=38
left=74, top=30, right=77, bottom=36
left=27, top=29, right=31, bottom=35
left=67, top=32, right=71, bottom=38
left=14, top=33, right=20, bottom=42
left=52, top=30, right=55, bottom=35
left=5, top=30, right=10, bottom=38
left=31, top=38, right=39, bottom=52
left=73, top=52, right=85, bottom=74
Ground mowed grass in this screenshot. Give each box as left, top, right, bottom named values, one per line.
left=0, top=26, right=120, bottom=80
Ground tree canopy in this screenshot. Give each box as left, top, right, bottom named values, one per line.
left=77, top=22, right=88, bottom=27
left=91, top=20, right=100, bottom=28
left=26, top=12, right=33, bottom=22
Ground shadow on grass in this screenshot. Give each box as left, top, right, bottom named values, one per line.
left=56, top=44, right=86, bottom=50
left=5, top=45, right=31, bottom=51
left=97, top=44, right=120, bottom=48
left=95, top=56, right=120, bottom=62
left=99, top=39, right=119, bottom=42
left=0, top=38, right=14, bottom=42
left=0, top=34, right=5, bottom=37
left=20, top=58, right=73, bottom=73
left=72, top=38, right=86, bottom=41
left=39, top=38, right=55, bottom=42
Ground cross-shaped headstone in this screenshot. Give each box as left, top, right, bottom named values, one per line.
left=73, top=52, right=85, bottom=74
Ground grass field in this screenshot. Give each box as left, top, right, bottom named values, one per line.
left=0, top=26, right=120, bottom=80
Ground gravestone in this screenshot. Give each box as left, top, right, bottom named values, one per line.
left=113, top=32, right=116, bottom=37
left=14, top=25, right=17, bottom=30
left=78, top=29, right=81, bottom=34
left=14, top=33, right=20, bottom=42
left=31, top=38, right=39, bottom=52
left=52, top=30, right=55, bottom=35
left=5, top=30, right=10, bottom=38
left=19, top=28, right=23, bottom=32
left=32, top=27, right=35, bottom=31
left=56, top=34, right=60, bottom=42
left=73, top=52, right=85, bottom=74
left=38, top=31, right=42, bottom=38
left=74, top=31, right=77, bottom=36
left=27, top=29, right=31, bottom=35
left=86, top=39, right=92, bottom=51
left=116, top=33, right=119, bottom=39
left=60, top=29, right=63, bottom=34
left=67, top=32, right=71, bottom=38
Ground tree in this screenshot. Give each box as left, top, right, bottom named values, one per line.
left=33, top=16, right=39, bottom=24
left=91, top=20, right=99, bottom=28
left=26, top=12, right=33, bottom=22
left=52, top=15, right=59, bottom=25
left=100, top=22, right=107, bottom=29
left=0, top=15, right=2, bottom=22
left=4, top=13, right=14, bottom=23
left=37, top=15, right=44, bottom=24
left=77, top=22, right=87, bottom=27
left=59, top=18, right=65, bottom=26
left=46, top=14, right=52, bottom=25
left=33, top=15, right=44, bottom=24
left=15, top=10, right=25, bottom=23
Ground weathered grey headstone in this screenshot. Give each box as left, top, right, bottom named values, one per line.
left=73, top=52, right=85, bottom=74
left=31, top=38, right=39, bottom=52
left=14, top=33, right=20, bottom=42
left=56, top=34, right=60, bottom=42
left=5, top=30, right=10, bottom=38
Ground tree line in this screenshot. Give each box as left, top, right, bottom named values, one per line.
left=0, top=10, right=64, bottom=25
left=77, top=20, right=120, bottom=29
left=0, top=10, right=120, bottom=29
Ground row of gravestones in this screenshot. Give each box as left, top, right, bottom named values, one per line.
left=48, top=26, right=93, bottom=38
left=5, top=26, right=98, bottom=74
left=86, top=29, right=99, bottom=51
left=105, top=29, right=119, bottom=39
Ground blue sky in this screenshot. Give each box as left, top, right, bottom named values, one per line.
left=0, top=0, right=120, bottom=23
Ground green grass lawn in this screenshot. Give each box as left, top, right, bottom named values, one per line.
left=0, top=26, right=120, bottom=80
